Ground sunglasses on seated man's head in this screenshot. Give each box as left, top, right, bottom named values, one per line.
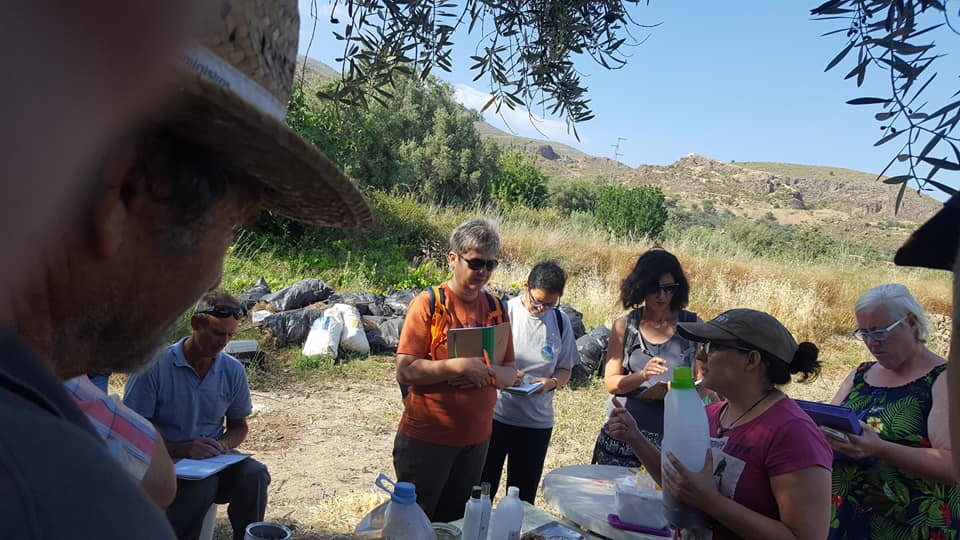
left=196, top=305, right=243, bottom=320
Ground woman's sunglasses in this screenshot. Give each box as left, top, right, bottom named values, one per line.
left=460, top=255, right=499, bottom=272
left=196, top=305, right=243, bottom=320
left=648, top=283, right=680, bottom=295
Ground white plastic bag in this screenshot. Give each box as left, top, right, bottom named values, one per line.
left=302, top=311, right=343, bottom=357
left=329, top=303, right=370, bottom=355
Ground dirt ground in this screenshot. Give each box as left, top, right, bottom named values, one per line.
left=206, top=357, right=844, bottom=540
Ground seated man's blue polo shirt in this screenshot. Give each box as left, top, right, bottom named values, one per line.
left=123, top=338, right=253, bottom=444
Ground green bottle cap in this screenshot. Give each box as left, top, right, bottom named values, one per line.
left=672, top=366, right=695, bottom=389
left=480, top=482, right=491, bottom=496
left=471, top=486, right=482, bottom=499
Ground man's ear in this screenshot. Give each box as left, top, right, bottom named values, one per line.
left=447, top=251, right=457, bottom=266
left=91, top=141, right=139, bottom=258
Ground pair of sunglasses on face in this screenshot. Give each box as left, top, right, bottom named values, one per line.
left=196, top=305, right=243, bottom=320
left=460, top=254, right=499, bottom=271
left=648, top=283, right=680, bottom=295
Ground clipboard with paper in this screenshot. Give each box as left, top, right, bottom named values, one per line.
left=447, top=322, right=511, bottom=364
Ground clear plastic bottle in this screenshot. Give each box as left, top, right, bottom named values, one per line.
left=478, top=482, right=492, bottom=540
left=489, top=486, right=523, bottom=540
left=461, top=486, right=484, bottom=540
left=661, top=366, right=712, bottom=530
left=381, top=481, right=437, bottom=540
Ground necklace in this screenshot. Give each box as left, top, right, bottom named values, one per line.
left=717, top=389, right=773, bottom=437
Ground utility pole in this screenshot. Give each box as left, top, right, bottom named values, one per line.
left=609, top=137, right=626, bottom=183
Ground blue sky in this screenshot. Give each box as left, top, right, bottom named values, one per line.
left=296, top=2, right=958, bottom=188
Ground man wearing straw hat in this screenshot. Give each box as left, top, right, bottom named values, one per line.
left=2, top=0, right=370, bottom=538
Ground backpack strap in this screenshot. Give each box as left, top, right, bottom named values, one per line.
left=554, top=309, right=565, bottom=338
left=426, top=285, right=447, bottom=360
left=679, top=310, right=698, bottom=323
left=484, top=291, right=506, bottom=326
left=621, top=308, right=644, bottom=372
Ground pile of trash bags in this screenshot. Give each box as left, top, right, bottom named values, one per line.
left=243, top=277, right=608, bottom=372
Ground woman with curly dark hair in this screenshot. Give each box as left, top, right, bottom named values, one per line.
left=592, top=249, right=700, bottom=466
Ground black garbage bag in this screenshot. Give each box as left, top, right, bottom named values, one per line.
left=365, top=316, right=404, bottom=353
left=261, top=278, right=334, bottom=311
left=238, top=277, right=271, bottom=311
left=366, top=328, right=388, bottom=352
left=327, top=292, right=385, bottom=316
left=379, top=317, right=404, bottom=349
left=260, top=307, right=324, bottom=347
left=574, top=324, right=611, bottom=378
left=558, top=304, right=587, bottom=339
left=383, top=290, right=418, bottom=317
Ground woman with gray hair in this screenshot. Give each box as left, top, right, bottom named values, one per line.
left=827, top=283, right=959, bottom=539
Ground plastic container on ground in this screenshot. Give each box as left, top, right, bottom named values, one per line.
left=461, top=486, right=484, bottom=540
left=661, top=366, right=712, bottom=531
left=478, top=482, right=492, bottom=540
left=375, top=474, right=437, bottom=540
left=489, top=486, right=523, bottom=540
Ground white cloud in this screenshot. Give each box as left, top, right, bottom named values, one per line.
left=453, top=83, right=583, bottom=146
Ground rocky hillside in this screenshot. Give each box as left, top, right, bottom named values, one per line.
left=295, top=56, right=942, bottom=250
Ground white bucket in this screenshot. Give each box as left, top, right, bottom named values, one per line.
left=244, top=522, right=291, bottom=540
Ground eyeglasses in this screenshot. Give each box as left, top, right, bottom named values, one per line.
left=703, top=341, right=754, bottom=356
left=526, top=288, right=560, bottom=310
left=460, top=255, right=499, bottom=272
left=649, top=283, right=680, bottom=296
left=851, top=316, right=906, bottom=342
left=196, top=305, right=242, bottom=320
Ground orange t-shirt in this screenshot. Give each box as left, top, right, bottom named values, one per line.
left=397, top=282, right=516, bottom=446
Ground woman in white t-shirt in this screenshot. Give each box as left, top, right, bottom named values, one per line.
left=479, top=261, right=579, bottom=503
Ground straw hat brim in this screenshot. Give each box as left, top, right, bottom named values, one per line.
left=166, top=70, right=372, bottom=229
left=894, top=192, right=960, bottom=271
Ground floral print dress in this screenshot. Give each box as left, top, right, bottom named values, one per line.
left=830, top=362, right=959, bottom=540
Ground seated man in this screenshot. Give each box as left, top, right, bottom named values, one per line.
left=124, top=292, right=270, bottom=540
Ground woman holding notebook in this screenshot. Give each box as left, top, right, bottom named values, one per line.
left=592, top=249, right=700, bottom=466
left=827, top=284, right=958, bottom=539
left=479, top=261, right=578, bottom=503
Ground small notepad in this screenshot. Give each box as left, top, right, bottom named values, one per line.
left=502, top=381, right=544, bottom=395
left=175, top=453, right=250, bottom=480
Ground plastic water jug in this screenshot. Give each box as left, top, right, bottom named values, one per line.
left=461, top=486, right=484, bottom=540
left=661, top=367, right=712, bottom=530
left=489, top=486, right=523, bottom=540
left=376, top=474, right=437, bottom=540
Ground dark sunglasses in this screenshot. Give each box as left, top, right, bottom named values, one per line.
left=648, top=283, right=680, bottom=295
left=460, top=255, right=499, bottom=272
left=196, top=305, right=242, bottom=320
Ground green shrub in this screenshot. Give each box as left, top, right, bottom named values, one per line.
left=491, top=151, right=549, bottom=209
left=551, top=180, right=598, bottom=213
left=593, top=185, right=668, bottom=238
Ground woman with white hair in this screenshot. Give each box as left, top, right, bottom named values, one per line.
left=827, top=283, right=959, bottom=539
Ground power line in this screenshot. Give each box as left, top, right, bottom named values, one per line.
left=609, top=137, right=626, bottom=183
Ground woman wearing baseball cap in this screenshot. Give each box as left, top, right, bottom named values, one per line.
left=608, top=308, right=832, bottom=540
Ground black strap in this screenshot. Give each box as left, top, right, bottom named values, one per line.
left=554, top=309, right=564, bottom=337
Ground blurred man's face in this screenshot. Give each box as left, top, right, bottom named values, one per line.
left=190, top=314, right=239, bottom=358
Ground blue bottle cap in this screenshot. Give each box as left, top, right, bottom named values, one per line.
left=392, top=481, right=417, bottom=504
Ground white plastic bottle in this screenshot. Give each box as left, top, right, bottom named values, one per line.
left=461, top=486, right=484, bottom=540
left=381, top=481, right=437, bottom=540
left=661, top=366, right=712, bottom=530
left=478, top=482, right=492, bottom=540
left=489, top=486, right=523, bottom=540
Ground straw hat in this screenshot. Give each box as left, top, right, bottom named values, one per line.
left=167, top=0, right=371, bottom=228
left=894, top=192, right=960, bottom=271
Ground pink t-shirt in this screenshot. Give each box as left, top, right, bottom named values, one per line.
left=702, top=398, right=832, bottom=540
